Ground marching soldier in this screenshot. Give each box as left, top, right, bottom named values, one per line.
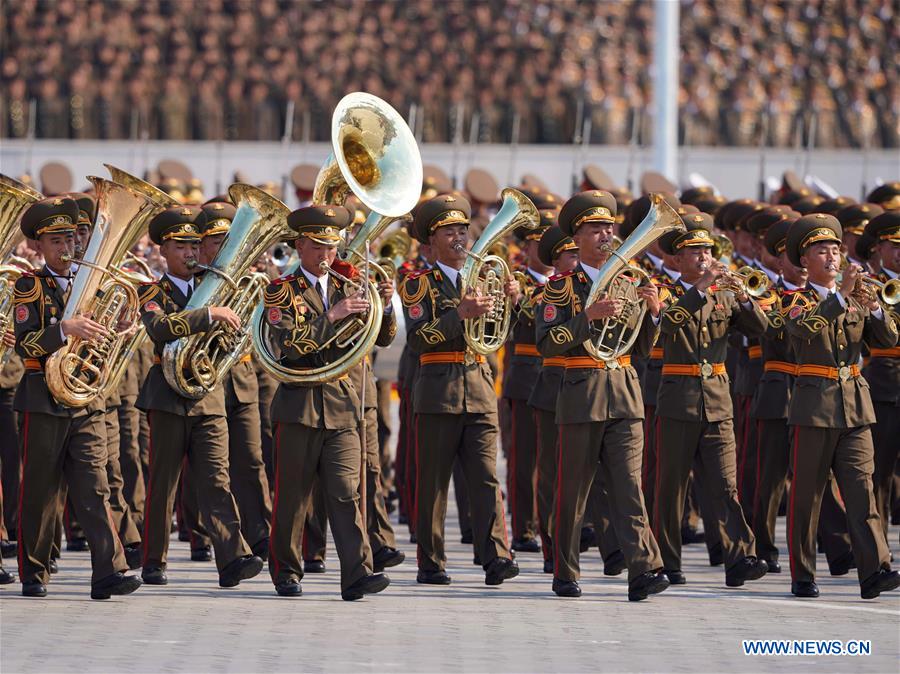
left=501, top=209, right=555, bottom=553
left=263, top=204, right=391, bottom=600
left=13, top=197, right=141, bottom=599
left=528, top=226, right=579, bottom=574
left=857, top=212, right=900, bottom=545
left=194, top=200, right=272, bottom=560
left=654, top=213, right=769, bottom=587
left=137, top=205, right=262, bottom=588
left=782, top=213, right=899, bottom=599
left=535, top=190, right=668, bottom=600
left=400, top=194, right=518, bottom=587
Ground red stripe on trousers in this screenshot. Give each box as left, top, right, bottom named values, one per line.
left=270, top=422, right=282, bottom=579
left=141, top=411, right=154, bottom=566
left=787, top=425, right=799, bottom=580
left=16, top=412, right=30, bottom=578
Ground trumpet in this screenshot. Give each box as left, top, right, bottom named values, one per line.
left=853, top=275, right=900, bottom=307
left=710, top=264, right=772, bottom=299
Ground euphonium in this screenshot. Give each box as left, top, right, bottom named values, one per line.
left=584, top=192, right=686, bottom=361
left=44, top=176, right=164, bottom=407
left=163, top=184, right=290, bottom=398
left=0, top=175, right=42, bottom=366
left=456, top=188, right=541, bottom=355
left=96, top=165, right=177, bottom=401
left=251, top=91, right=421, bottom=384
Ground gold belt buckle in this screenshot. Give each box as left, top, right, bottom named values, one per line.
left=605, top=358, right=619, bottom=370
left=838, top=365, right=851, bottom=382
left=700, top=362, right=714, bottom=378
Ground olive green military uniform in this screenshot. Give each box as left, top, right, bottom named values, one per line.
left=655, top=279, right=766, bottom=575
left=536, top=264, right=662, bottom=583
left=0, top=354, right=23, bottom=535
left=136, top=274, right=251, bottom=574
left=263, top=265, right=383, bottom=592
left=400, top=265, right=512, bottom=573
left=14, top=266, right=127, bottom=586
left=501, top=268, right=545, bottom=546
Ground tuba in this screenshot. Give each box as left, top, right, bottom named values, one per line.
left=251, top=91, right=422, bottom=384
left=456, top=188, right=540, bottom=355
left=163, top=184, right=290, bottom=398
left=96, top=166, right=178, bottom=401
left=0, top=175, right=42, bottom=366
left=44, top=175, right=167, bottom=407
left=583, top=192, right=686, bottom=361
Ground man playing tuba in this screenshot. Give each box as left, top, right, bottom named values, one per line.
left=262, top=204, right=393, bottom=601
left=535, top=190, right=668, bottom=601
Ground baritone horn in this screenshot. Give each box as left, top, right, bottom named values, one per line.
left=456, top=188, right=541, bottom=355
left=584, top=193, right=686, bottom=361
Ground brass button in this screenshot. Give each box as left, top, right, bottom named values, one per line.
left=702, top=358, right=709, bottom=363
left=839, top=361, right=845, bottom=366
left=702, top=342, right=709, bottom=348
left=837, top=329, right=843, bottom=335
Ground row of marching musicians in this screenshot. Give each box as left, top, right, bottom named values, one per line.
left=3, top=167, right=898, bottom=604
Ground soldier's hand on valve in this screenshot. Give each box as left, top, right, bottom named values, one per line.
left=503, top=277, right=521, bottom=302
left=377, top=280, right=394, bottom=303
left=61, top=315, right=107, bottom=341
left=2, top=330, right=14, bottom=349
left=457, top=290, right=494, bottom=319
left=327, top=296, right=369, bottom=323
left=637, top=284, right=662, bottom=317
left=209, top=306, right=241, bottom=330
left=585, top=296, right=624, bottom=321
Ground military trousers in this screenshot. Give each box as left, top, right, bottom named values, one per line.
left=142, top=410, right=249, bottom=573
left=269, top=422, right=371, bottom=591
left=871, top=401, right=900, bottom=540
left=415, top=412, right=510, bottom=572
left=653, top=417, right=755, bottom=573
left=508, top=398, right=538, bottom=542
left=533, top=407, right=558, bottom=562
left=752, top=418, right=791, bottom=564
left=554, top=418, right=660, bottom=582
left=0, top=387, right=19, bottom=534
left=17, top=410, right=126, bottom=585
left=117, top=395, right=145, bottom=527
left=788, top=425, right=889, bottom=584
left=103, top=405, right=141, bottom=548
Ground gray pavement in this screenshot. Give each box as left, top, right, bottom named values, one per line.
left=2, top=509, right=898, bottom=673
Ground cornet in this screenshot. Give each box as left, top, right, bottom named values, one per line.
left=708, top=263, right=772, bottom=299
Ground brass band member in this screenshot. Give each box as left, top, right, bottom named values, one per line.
left=527, top=225, right=578, bottom=574
left=501, top=209, right=554, bottom=553
left=137, top=206, right=262, bottom=588
left=400, top=194, right=519, bottom=587
left=263, top=205, right=391, bottom=600
left=13, top=197, right=141, bottom=599
left=535, top=190, right=668, bottom=601
left=654, top=213, right=769, bottom=588
left=783, top=214, right=899, bottom=599
left=857, top=211, right=900, bottom=545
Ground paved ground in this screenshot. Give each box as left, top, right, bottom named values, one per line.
left=2, top=506, right=898, bottom=673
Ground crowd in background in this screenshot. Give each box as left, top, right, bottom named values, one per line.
left=1, top=0, right=897, bottom=147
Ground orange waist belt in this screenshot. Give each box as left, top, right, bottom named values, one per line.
left=748, top=345, right=762, bottom=360
left=764, top=361, right=799, bottom=376
left=797, top=364, right=860, bottom=381
left=24, top=358, right=42, bottom=371
left=542, top=357, right=566, bottom=368
left=513, top=344, right=540, bottom=357
left=649, top=348, right=664, bottom=361
left=420, top=352, right=485, bottom=365
left=564, top=355, right=631, bottom=370
left=869, top=347, right=900, bottom=358
left=662, top=362, right=726, bottom=378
